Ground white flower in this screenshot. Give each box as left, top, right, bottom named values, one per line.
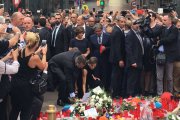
left=103, top=96, right=108, bottom=101
left=98, top=101, right=102, bottom=105
left=91, top=95, right=95, bottom=99
left=90, top=102, right=94, bottom=107
left=96, top=96, right=99, bottom=100
left=79, top=106, right=85, bottom=113
left=99, top=98, right=103, bottom=103
left=108, top=97, right=112, bottom=103
left=90, top=98, right=95, bottom=103
left=95, top=103, right=99, bottom=107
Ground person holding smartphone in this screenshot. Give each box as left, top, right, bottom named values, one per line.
left=0, top=49, right=19, bottom=120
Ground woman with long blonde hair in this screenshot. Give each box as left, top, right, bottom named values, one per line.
left=10, top=32, right=47, bottom=120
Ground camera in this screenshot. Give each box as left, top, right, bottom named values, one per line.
left=41, top=40, right=47, bottom=47
left=134, top=15, right=151, bottom=28
left=6, top=27, right=13, bottom=33
left=162, top=3, right=177, bottom=13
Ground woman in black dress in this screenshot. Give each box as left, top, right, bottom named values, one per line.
left=10, top=32, right=47, bottom=120
left=82, top=57, right=101, bottom=95
left=69, top=26, right=90, bottom=98
left=69, top=26, right=90, bottom=57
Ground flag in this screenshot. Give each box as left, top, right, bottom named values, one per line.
left=12, top=0, right=21, bottom=8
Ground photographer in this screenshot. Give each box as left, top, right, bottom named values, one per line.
left=156, top=14, right=178, bottom=95
left=174, top=19, right=180, bottom=95
left=141, top=12, right=163, bottom=95
left=0, top=49, right=19, bottom=120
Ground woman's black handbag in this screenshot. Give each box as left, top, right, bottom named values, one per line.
left=156, top=52, right=166, bottom=65
left=29, top=73, right=47, bottom=95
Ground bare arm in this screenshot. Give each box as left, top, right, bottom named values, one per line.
left=82, top=69, right=88, bottom=95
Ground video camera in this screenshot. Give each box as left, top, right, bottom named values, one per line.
left=162, top=2, right=177, bottom=13
left=134, top=15, right=151, bottom=28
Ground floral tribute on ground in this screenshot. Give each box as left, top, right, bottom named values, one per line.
left=38, top=87, right=180, bottom=120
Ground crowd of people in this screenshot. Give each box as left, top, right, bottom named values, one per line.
left=0, top=2, right=180, bottom=120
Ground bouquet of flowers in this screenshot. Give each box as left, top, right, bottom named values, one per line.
left=73, top=86, right=112, bottom=117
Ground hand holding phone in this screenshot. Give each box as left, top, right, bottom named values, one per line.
left=41, top=40, right=47, bottom=47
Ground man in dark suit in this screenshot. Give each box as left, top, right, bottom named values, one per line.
left=89, top=23, right=111, bottom=91
left=66, top=13, right=78, bottom=48
left=156, top=15, right=179, bottom=95
left=109, top=16, right=126, bottom=98
left=38, top=18, right=51, bottom=43
left=77, top=15, right=94, bottom=41
left=38, top=18, right=51, bottom=60
left=125, top=20, right=144, bottom=97
left=48, top=48, right=86, bottom=106
left=49, top=14, right=68, bottom=58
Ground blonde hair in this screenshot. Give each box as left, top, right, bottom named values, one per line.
left=25, top=32, right=40, bottom=49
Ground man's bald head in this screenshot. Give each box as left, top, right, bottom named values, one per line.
left=77, top=15, right=85, bottom=26
left=11, top=12, right=24, bottom=27
left=23, top=17, right=34, bottom=31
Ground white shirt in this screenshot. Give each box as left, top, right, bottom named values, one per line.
left=0, top=60, right=20, bottom=81
left=0, top=60, right=19, bottom=103
left=82, top=24, right=86, bottom=39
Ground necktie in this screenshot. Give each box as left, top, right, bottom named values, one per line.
left=136, top=32, right=144, bottom=55
left=51, top=26, right=58, bottom=46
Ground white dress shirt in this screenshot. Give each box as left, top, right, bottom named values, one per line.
left=0, top=60, right=20, bottom=81
left=0, top=60, right=19, bottom=102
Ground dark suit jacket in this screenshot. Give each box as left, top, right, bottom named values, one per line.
left=39, top=27, right=51, bottom=43
left=159, top=25, right=179, bottom=62
left=85, top=26, right=94, bottom=41
left=109, top=26, right=125, bottom=64
left=48, top=49, right=81, bottom=82
left=176, top=31, right=180, bottom=61
left=66, top=25, right=76, bottom=47
left=125, top=29, right=143, bottom=68
left=89, top=33, right=111, bottom=59
left=49, top=25, right=68, bottom=58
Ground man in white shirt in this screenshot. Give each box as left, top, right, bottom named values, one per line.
left=0, top=49, right=19, bottom=120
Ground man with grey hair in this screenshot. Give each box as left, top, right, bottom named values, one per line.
left=156, top=14, right=179, bottom=95
left=6, top=12, right=24, bottom=33
left=10, top=12, right=24, bottom=27
left=110, top=16, right=126, bottom=98
left=48, top=48, right=86, bottom=106
left=88, top=17, right=95, bottom=28
left=89, top=23, right=111, bottom=91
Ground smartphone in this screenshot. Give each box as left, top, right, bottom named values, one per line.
left=6, top=27, right=13, bottom=33
left=41, top=40, right=47, bottom=47
left=37, top=10, right=41, bottom=14
left=93, top=8, right=96, bottom=12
